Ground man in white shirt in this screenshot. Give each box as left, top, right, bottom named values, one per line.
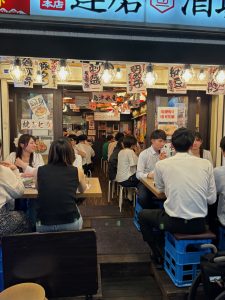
left=139, top=128, right=217, bottom=264
left=136, top=129, right=167, bottom=208
left=214, top=136, right=225, bottom=228
left=76, top=135, right=95, bottom=176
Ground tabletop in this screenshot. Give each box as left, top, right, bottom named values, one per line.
left=22, top=177, right=102, bottom=199
left=140, top=177, right=166, bottom=199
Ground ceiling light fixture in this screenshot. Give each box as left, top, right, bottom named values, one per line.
left=115, top=67, right=122, bottom=80
left=214, top=66, right=225, bottom=85
left=57, top=59, right=70, bottom=82
left=10, top=57, right=26, bottom=83
left=101, top=61, right=115, bottom=84
left=198, top=68, right=206, bottom=81
left=143, top=63, right=158, bottom=87
left=181, top=64, right=194, bottom=83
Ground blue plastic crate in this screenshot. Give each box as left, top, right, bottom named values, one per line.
left=164, top=251, right=200, bottom=287
left=165, top=235, right=211, bottom=265
left=164, top=232, right=213, bottom=287
left=165, top=232, right=212, bottom=253
left=133, top=198, right=143, bottom=231
left=218, top=226, right=225, bottom=251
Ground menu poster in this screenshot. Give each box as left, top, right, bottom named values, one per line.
left=27, top=95, right=50, bottom=119
left=14, top=57, right=34, bottom=88
left=206, top=67, right=225, bottom=95
left=82, top=63, right=103, bottom=92
left=167, top=66, right=187, bottom=94
left=127, top=64, right=146, bottom=94
left=157, top=107, right=178, bottom=123
left=89, top=120, right=95, bottom=129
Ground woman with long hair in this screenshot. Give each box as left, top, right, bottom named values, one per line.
left=35, top=137, right=87, bottom=232
left=190, top=132, right=213, bottom=164
left=6, top=134, right=44, bottom=175
left=0, top=142, right=30, bottom=235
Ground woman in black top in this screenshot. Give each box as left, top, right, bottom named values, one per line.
left=35, top=138, right=87, bottom=232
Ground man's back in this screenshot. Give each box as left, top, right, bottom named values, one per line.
left=154, top=153, right=216, bottom=219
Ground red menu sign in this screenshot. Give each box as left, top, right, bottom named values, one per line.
left=0, top=0, right=30, bottom=14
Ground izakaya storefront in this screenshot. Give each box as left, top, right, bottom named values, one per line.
left=0, top=0, right=225, bottom=164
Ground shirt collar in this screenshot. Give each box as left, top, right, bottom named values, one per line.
left=174, top=152, right=190, bottom=157
left=149, top=145, right=159, bottom=156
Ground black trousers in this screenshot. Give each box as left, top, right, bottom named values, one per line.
left=139, top=209, right=207, bottom=258
left=137, top=182, right=163, bottom=209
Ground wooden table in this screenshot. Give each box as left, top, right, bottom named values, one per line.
left=140, top=177, right=166, bottom=199
left=22, top=177, right=102, bottom=199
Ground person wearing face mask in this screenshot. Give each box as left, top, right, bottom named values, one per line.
left=190, top=132, right=213, bottom=164
left=136, top=129, right=167, bottom=209
left=6, top=134, right=44, bottom=175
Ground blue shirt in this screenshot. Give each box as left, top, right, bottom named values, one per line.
left=214, top=166, right=225, bottom=226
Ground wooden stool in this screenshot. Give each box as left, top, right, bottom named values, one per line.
left=0, top=283, right=47, bottom=300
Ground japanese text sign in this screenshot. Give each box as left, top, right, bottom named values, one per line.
left=157, top=107, right=178, bottom=123
left=82, top=63, right=103, bottom=92
left=167, top=66, right=187, bottom=94
left=127, top=64, right=146, bottom=94
left=21, top=119, right=53, bottom=130
left=1, top=1, right=225, bottom=30
left=207, top=67, right=225, bottom=95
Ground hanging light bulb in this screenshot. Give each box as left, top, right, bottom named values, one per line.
left=57, top=59, right=70, bottom=82
left=198, top=68, right=206, bottom=81
left=115, top=67, right=122, bottom=80
left=143, top=63, right=158, bottom=87
left=10, top=57, right=26, bottom=83
left=101, top=61, right=115, bottom=84
left=214, top=66, right=225, bottom=85
left=181, top=64, right=194, bottom=83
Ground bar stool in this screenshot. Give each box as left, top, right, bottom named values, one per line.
left=0, top=283, right=47, bottom=300
left=108, top=180, right=116, bottom=202
left=118, top=185, right=137, bottom=212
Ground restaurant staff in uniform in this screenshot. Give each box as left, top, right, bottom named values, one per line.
left=139, top=128, right=217, bottom=264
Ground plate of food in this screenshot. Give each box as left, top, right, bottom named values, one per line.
left=34, top=106, right=47, bottom=118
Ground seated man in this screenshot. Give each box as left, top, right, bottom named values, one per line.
left=136, top=129, right=167, bottom=208
left=139, top=128, right=217, bottom=264
left=214, top=136, right=225, bottom=228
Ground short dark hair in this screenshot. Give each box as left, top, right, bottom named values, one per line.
left=220, top=137, right=225, bottom=152
left=67, top=134, right=78, bottom=143
left=77, top=134, right=87, bottom=142
left=115, top=132, right=124, bottom=141
left=123, top=136, right=137, bottom=148
left=150, top=129, right=167, bottom=141
left=76, top=125, right=82, bottom=131
left=172, top=128, right=194, bottom=152
left=48, top=138, right=75, bottom=166
left=194, top=132, right=203, bottom=141
left=107, top=135, right=114, bottom=141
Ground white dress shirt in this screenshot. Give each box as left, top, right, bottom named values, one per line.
left=76, top=143, right=95, bottom=165
left=136, top=146, right=159, bottom=180
left=189, top=149, right=213, bottom=164
left=214, top=166, right=225, bottom=226
left=154, top=152, right=217, bottom=220
left=6, top=152, right=44, bottom=175
left=116, top=148, right=138, bottom=183
left=0, top=166, right=25, bottom=209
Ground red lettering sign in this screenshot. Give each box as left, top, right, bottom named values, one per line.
left=40, top=0, right=65, bottom=11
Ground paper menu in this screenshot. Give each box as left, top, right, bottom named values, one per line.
left=27, top=95, right=50, bottom=119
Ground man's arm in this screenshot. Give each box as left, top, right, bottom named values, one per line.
left=136, top=151, right=148, bottom=179
left=207, top=165, right=217, bottom=205
left=154, top=163, right=165, bottom=192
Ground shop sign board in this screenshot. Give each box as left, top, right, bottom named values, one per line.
left=157, top=107, right=178, bottom=123
left=94, top=111, right=120, bottom=121
left=0, top=1, right=225, bottom=30
left=21, top=119, right=53, bottom=130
